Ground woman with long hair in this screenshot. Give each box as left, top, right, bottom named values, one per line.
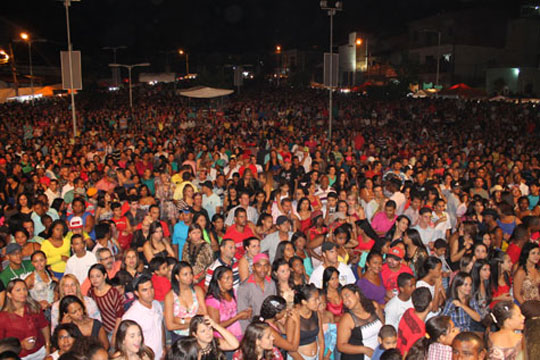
left=206, top=266, right=250, bottom=341
left=166, top=337, right=199, bottom=360
left=385, top=215, right=410, bottom=243
left=274, top=241, right=296, bottom=265
left=289, top=284, right=324, bottom=360
left=190, top=315, right=240, bottom=360
left=486, top=300, right=525, bottom=360
left=232, top=320, right=283, bottom=360
left=131, top=215, right=152, bottom=262
left=193, top=213, right=219, bottom=252
left=58, top=295, right=109, bottom=350
left=322, top=266, right=344, bottom=321
left=0, top=279, right=50, bottom=359
left=143, top=221, right=175, bottom=265
left=291, top=232, right=314, bottom=277
left=356, top=251, right=386, bottom=305
left=87, top=263, right=124, bottom=336
left=24, top=250, right=56, bottom=312
left=111, top=320, right=154, bottom=360
left=41, top=219, right=71, bottom=279
left=164, top=261, right=207, bottom=342
left=337, top=284, right=382, bottom=360
left=513, top=242, right=540, bottom=304
left=210, top=214, right=226, bottom=246
left=271, top=259, right=295, bottom=308
left=259, top=295, right=300, bottom=356
left=45, top=323, right=82, bottom=360
left=295, top=197, right=313, bottom=234
left=181, top=223, right=214, bottom=285
left=441, top=271, right=481, bottom=331
left=50, top=274, right=101, bottom=331
left=116, top=249, right=142, bottom=293
left=238, top=237, right=261, bottom=282
left=490, top=250, right=514, bottom=306
left=403, top=228, right=428, bottom=276
left=470, top=259, right=492, bottom=330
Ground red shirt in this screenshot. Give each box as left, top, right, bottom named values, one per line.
left=151, top=274, right=172, bottom=302
left=224, top=224, right=256, bottom=260
left=397, top=308, right=425, bottom=355
left=0, top=306, right=49, bottom=358
left=507, top=243, right=522, bottom=264
left=381, top=263, right=413, bottom=292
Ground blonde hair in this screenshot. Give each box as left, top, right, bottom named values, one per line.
left=59, top=274, right=84, bottom=300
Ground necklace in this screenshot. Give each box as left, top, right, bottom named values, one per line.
left=9, top=263, right=27, bottom=279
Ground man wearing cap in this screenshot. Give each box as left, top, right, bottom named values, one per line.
left=224, top=208, right=257, bottom=260
left=65, top=216, right=93, bottom=248
left=260, top=215, right=293, bottom=263
left=224, top=191, right=259, bottom=227
left=309, top=242, right=356, bottom=289
left=381, top=245, right=413, bottom=297
left=237, top=253, right=276, bottom=331
left=0, top=243, right=34, bottom=286
left=201, top=180, right=222, bottom=220
left=172, top=205, right=194, bottom=259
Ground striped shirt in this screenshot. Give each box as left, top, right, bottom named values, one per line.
left=88, top=286, right=124, bottom=333
left=205, top=257, right=240, bottom=291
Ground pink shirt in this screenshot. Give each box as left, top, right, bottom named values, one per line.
left=371, top=212, right=397, bottom=235
left=206, top=295, right=242, bottom=340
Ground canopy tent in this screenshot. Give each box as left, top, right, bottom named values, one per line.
left=438, top=83, right=486, bottom=98
left=0, top=84, right=63, bottom=103
left=177, top=86, right=233, bottom=98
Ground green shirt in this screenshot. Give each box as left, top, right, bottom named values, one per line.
left=0, top=260, right=34, bottom=287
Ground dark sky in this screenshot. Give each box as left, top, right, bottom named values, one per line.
left=0, top=0, right=514, bottom=73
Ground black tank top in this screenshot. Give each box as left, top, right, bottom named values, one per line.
left=299, top=311, right=319, bottom=346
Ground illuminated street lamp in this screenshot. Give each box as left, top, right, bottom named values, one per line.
left=276, top=45, right=281, bottom=53
left=0, top=49, right=9, bottom=65
left=320, top=0, right=342, bottom=140
left=109, top=62, right=151, bottom=108
left=356, top=38, right=362, bottom=46
left=178, top=49, right=189, bottom=75
left=20, top=32, right=35, bottom=105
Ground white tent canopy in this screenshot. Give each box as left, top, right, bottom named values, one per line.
left=177, top=86, right=233, bottom=98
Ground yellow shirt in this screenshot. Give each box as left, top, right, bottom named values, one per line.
left=41, top=237, right=71, bottom=273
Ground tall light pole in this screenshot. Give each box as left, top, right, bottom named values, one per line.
left=109, top=63, right=150, bottom=108
left=59, top=0, right=80, bottom=138
left=19, top=33, right=34, bottom=105
left=103, top=45, right=127, bottom=86
left=178, top=50, right=189, bottom=75
left=320, top=0, right=342, bottom=141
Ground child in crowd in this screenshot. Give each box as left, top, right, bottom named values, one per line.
left=433, top=239, right=452, bottom=290
left=371, top=325, right=398, bottom=360
left=150, top=257, right=171, bottom=302
left=111, top=273, right=136, bottom=311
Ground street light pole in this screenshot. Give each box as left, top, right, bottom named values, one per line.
left=320, top=0, right=342, bottom=141
left=62, top=0, right=79, bottom=139
left=436, top=31, right=441, bottom=87
left=103, top=46, right=127, bottom=87
left=28, top=40, right=33, bottom=105
left=109, top=63, right=151, bottom=108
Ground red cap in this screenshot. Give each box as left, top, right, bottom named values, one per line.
left=388, top=246, right=404, bottom=260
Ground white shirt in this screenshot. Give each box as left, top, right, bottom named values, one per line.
left=309, top=262, right=356, bottom=289
left=123, top=300, right=164, bottom=360
left=64, top=251, right=98, bottom=285
left=384, top=295, right=413, bottom=330
left=413, top=224, right=437, bottom=248
left=390, top=191, right=407, bottom=215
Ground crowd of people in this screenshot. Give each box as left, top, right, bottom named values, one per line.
left=0, top=85, right=539, bottom=360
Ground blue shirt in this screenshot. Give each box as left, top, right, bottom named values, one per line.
left=172, top=221, right=189, bottom=259
left=442, top=297, right=481, bottom=331
left=371, top=344, right=386, bottom=360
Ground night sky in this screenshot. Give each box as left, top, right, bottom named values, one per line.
left=0, top=0, right=515, bottom=75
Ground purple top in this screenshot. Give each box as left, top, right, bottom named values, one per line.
left=356, top=274, right=386, bottom=304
